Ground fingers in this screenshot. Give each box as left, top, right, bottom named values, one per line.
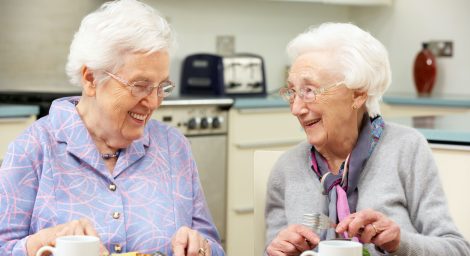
left=26, top=218, right=102, bottom=256
left=336, top=208, right=382, bottom=237
left=171, top=226, right=210, bottom=256
left=186, top=229, right=200, bottom=256
left=372, top=222, right=401, bottom=252
left=336, top=209, right=401, bottom=253
left=172, top=227, right=189, bottom=256
left=266, top=224, right=319, bottom=256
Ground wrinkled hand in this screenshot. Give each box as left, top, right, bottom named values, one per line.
left=26, top=218, right=108, bottom=256
left=171, top=226, right=211, bottom=256
left=336, top=208, right=400, bottom=253
left=266, top=224, right=320, bottom=256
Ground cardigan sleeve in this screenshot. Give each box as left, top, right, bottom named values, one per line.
left=392, top=132, right=470, bottom=255
left=264, top=158, right=289, bottom=252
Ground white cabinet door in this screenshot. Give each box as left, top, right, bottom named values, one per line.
left=226, top=108, right=305, bottom=256
left=431, top=145, right=470, bottom=242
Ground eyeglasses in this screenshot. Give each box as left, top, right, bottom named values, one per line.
left=105, top=71, right=175, bottom=98
left=279, top=81, right=344, bottom=103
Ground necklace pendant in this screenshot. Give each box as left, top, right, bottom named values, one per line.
left=101, top=150, right=120, bottom=160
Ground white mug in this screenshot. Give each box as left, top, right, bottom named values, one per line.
left=300, top=240, right=362, bottom=256
left=36, top=235, right=100, bottom=256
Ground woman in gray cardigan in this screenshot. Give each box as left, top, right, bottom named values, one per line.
left=265, top=22, right=470, bottom=256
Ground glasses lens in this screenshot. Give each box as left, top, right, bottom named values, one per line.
left=301, top=87, right=316, bottom=102
left=131, top=81, right=153, bottom=97
left=158, top=81, right=174, bottom=98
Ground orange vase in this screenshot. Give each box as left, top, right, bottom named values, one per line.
left=413, top=43, right=437, bottom=96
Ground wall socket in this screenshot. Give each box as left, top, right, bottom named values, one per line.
left=427, top=41, right=453, bottom=57
left=216, top=35, right=235, bottom=56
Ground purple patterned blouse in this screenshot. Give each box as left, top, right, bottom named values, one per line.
left=0, top=97, right=224, bottom=255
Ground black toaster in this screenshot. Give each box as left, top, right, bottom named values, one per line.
left=180, top=53, right=266, bottom=97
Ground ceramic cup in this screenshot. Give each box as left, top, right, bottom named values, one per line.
left=300, top=240, right=362, bottom=256
left=36, top=235, right=100, bottom=256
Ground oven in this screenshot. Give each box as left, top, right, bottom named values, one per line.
left=152, top=98, right=233, bottom=248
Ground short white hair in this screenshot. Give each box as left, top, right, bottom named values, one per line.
left=287, top=22, right=391, bottom=118
left=66, top=0, right=174, bottom=86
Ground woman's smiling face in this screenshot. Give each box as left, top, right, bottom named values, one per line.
left=287, top=51, right=359, bottom=150
left=93, top=50, right=170, bottom=145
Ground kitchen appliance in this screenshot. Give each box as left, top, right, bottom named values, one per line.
left=180, top=53, right=266, bottom=97
left=152, top=97, right=233, bottom=248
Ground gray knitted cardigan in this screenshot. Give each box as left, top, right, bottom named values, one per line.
left=265, top=122, right=470, bottom=255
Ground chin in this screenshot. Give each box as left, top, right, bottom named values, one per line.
left=122, top=129, right=145, bottom=143
left=306, top=134, right=326, bottom=148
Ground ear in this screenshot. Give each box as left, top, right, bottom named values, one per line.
left=352, top=90, right=368, bottom=110
left=81, top=65, right=96, bottom=97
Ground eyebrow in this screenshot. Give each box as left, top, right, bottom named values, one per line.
left=130, top=75, right=171, bottom=83
left=287, top=76, right=319, bottom=88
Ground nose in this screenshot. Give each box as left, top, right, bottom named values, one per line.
left=140, top=93, right=162, bottom=111
left=290, top=95, right=308, bottom=116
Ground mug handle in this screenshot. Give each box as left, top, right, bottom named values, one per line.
left=300, top=250, right=318, bottom=256
left=36, top=245, right=56, bottom=256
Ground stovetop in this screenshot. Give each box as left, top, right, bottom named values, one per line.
left=0, top=91, right=234, bottom=118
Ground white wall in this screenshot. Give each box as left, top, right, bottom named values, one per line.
left=150, top=0, right=349, bottom=95
left=351, top=0, right=470, bottom=95
left=0, top=0, right=349, bottom=94
left=2, top=0, right=469, bottom=96
left=0, top=0, right=104, bottom=93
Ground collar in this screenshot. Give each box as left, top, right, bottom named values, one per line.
left=49, top=96, right=150, bottom=177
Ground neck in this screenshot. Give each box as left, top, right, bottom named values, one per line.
left=317, top=110, right=366, bottom=174
left=76, top=97, right=129, bottom=154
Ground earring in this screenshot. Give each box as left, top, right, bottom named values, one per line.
left=352, top=104, right=358, bottom=110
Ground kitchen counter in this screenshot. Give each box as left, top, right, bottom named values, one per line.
left=232, top=96, right=288, bottom=109
left=387, top=113, right=470, bottom=146
left=233, top=93, right=470, bottom=109
left=0, top=104, right=39, bottom=118
left=383, top=93, right=470, bottom=108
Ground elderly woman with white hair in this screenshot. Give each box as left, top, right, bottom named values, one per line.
left=0, top=0, right=223, bottom=255
left=265, top=23, right=470, bottom=256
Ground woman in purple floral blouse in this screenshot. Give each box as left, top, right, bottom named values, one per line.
left=0, top=1, right=223, bottom=256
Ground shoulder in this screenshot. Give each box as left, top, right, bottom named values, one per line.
left=145, top=119, right=191, bottom=153
left=380, top=122, right=428, bottom=150
left=277, top=141, right=311, bottom=165
left=269, top=141, right=311, bottom=185
left=146, top=119, right=188, bottom=142
left=370, top=121, right=433, bottom=174
left=14, top=115, right=53, bottom=149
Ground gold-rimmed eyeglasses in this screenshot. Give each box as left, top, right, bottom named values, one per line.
left=279, top=81, right=344, bottom=103
left=105, top=71, right=175, bottom=98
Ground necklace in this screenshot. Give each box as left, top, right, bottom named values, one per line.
left=101, top=150, right=121, bottom=160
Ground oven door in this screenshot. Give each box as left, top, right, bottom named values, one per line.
left=187, top=135, right=227, bottom=247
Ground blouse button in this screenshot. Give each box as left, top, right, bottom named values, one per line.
left=109, top=183, right=117, bottom=191
left=112, top=212, right=121, bottom=219
left=114, top=244, right=122, bottom=253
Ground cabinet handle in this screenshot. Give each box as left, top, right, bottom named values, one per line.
left=235, top=138, right=302, bottom=149
left=233, top=207, right=254, bottom=214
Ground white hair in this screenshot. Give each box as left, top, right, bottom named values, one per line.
left=286, top=22, right=391, bottom=118
left=66, top=0, right=174, bottom=86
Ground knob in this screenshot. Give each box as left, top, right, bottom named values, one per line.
left=187, top=118, right=197, bottom=130
left=212, top=117, right=221, bottom=129
left=200, top=117, right=209, bottom=129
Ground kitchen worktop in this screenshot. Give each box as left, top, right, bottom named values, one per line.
left=387, top=114, right=470, bottom=145
left=232, top=95, right=288, bottom=109
left=383, top=93, right=470, bottom=107
left=234, top=93, right=470, bottom=109
left=0, top=104, right=39, bottom=118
